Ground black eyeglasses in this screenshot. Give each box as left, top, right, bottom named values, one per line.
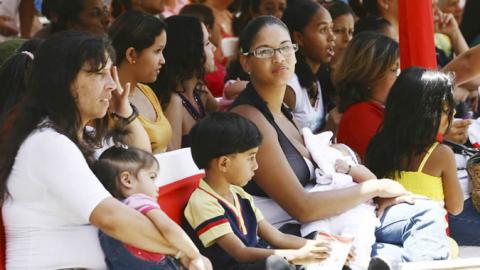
left=242, top=44, right=298, bottom=59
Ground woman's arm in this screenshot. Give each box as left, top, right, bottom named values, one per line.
left=437, top=145, right=464, bottom=215
left=145, top=209, right=200, bottom=259
left=231, top=105, right=394, bottom=222
left=164, top=94, right=183, bottom=151
left=442, top=45, right=480, bottom=85
left=257, top=220, right=306, bottom=249
left=202, top=86, right=219, bottom=112
left=215, top=231, right=329, bottom=265
left=90, top=197, right=178, bottom=254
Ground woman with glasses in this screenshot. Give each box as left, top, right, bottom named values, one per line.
left=282, top=0, right=336, bottom=133
left=153, top=15, right=218, bottom=150
left=230, top=14, right=451, bottom=268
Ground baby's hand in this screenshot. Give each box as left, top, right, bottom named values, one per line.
left=335, top=159, right=350, bottom=174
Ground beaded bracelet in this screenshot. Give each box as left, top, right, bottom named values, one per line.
left=111, top=103, right=139, bottom=125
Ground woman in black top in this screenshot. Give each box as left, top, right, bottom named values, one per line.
left=230, top=14, right=451, bottom=265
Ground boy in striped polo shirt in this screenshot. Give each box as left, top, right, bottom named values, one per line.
left=184, top=112, right=331, bottom=270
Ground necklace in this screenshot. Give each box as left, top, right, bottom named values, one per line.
left=178, top=82, right=206, bottom=121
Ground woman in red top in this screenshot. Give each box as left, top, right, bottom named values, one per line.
left=334, top=32, right=399, bottom=159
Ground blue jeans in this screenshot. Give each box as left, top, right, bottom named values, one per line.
left=372, top=199, right=450, bottom=263
left=448, top=198, right=480, bottom=246
left=99, top=231, right=180, bottom=270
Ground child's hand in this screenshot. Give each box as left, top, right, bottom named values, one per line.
left=288, top=239, right=331, bottom=265
left=334, top=159, right=350, bottom=174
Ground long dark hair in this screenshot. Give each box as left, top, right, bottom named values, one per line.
left=460, top=0, right=480, bottom=46
left=0, top=31, right=115, bottom=203
left=0, top=38, right=44, bottom=124
left=282, top=0, right=322, bottom=96
left=365, top=67, right=456, bottom=178
left=108, top=10, right=167, bottom=66
left=334, top=31, right=398, bottom=112
left=153, top=15, right=207, bottom=107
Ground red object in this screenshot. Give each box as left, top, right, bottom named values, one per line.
left=337, top=102, right=385, bottom=160
left=125, top=243, right=165, bottom=262
left=157, top=173, right=204, bottom=225
left=204, top=61, right=226, bottom=98
left=436, top=133, right=444, bottom=143
left=398, top=0, right=437, bottom=70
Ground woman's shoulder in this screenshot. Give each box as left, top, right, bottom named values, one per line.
left=26, top=126, right=71, bottom=146
left=231, top=105, right=277, bottom=136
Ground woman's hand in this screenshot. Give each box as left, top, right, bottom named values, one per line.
left=373, top=179, right=411, bottom=198
left=376, top=194, right=428, bottom=218
left=445, top=119, right=471, bottom=144
left=287, top=239, right=331, bottom=265
left=109, top=66, right=132, bottom=117
left=434, top=11, right=460, bottom=38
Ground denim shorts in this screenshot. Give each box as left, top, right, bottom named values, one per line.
left=99, top=231, right=181, bottom=270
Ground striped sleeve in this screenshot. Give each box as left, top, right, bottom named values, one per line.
left=184, top=189, right=233, bottom=247
left=124, top=193, right=160, bottom=215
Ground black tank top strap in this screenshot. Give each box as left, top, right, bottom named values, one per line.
left=178, top=90, right=206, bottom=121
left=229, top=83, right=311, bottom=197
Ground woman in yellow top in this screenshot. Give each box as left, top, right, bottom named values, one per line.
left=109, top=10, right=172, bottom=153
left=366, top=67, right=463, bottom=215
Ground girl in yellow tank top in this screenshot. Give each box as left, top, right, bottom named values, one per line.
left=365, top=68, right=464, bottom=215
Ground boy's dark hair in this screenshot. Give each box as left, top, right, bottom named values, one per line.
left=190, top=112, right=263, bottom=169
left=94, top=146, right=159, bottom=199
